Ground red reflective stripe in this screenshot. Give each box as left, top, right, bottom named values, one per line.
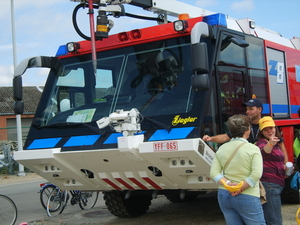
left=102, top=178, right=122, bottom=190
left=128, top=178, right=149, bottom=190
left=142, top=177, right=162, bottom=189
left=115, top=178, right=135, bottom=190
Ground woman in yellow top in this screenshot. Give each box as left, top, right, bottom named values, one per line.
left=210, top=114, right=265, bottom=225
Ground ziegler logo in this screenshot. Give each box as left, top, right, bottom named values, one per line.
left=172, top=115, right=197, bottom=126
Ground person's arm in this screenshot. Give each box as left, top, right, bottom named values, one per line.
left=210, top=153, right=223, bottom=182
left=210, top=151, right=240, bottom=191
left=278, top=142, right=288, bottom=163
left=228, top=145, right=263, bottom=195
left=257, top=138, right=279, bottom=154
left=245, top=146, right=263, bottom=188
left=202, top=133, right=230, bottom=144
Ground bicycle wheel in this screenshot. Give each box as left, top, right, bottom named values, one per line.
left=58, top=190, right=69, bottom=214
left=46, top=188, right=66, bottom=217
left=0, top=194, right=18, bottom=225
left=40, top=184, right=56, bottom=209
left=79, top=191, right=99, bottom=210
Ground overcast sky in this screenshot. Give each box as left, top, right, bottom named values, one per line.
left=0, top=0, right=299, bottom=87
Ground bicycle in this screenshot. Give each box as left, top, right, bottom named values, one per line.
left=39, top=182, right=56, bottom=209
left=0, top=194, right=18, bottom=225
left=44, top=184, right=99, bottom=217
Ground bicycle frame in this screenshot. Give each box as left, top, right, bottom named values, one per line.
left=42, top=182, right=99, bottom=217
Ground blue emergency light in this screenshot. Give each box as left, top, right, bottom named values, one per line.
left=203, top=13, right=227, bottom=27
left=56, top=45, right=68, bottom=56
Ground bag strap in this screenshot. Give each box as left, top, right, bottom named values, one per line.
left=223, top=142, right=247, bottom=171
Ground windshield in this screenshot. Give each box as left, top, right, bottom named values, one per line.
left=37, top=37, right=200, bottom=127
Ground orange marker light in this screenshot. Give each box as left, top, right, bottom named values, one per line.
left=179, top=13, right=190, bottom=20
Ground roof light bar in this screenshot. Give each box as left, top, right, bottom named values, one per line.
left=203, top=13, right=227, bottom=27
left=56, top=45, right=68, bottom=56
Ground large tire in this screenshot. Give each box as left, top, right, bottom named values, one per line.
left=281, top=174, right=300, bottom=204
left=103, top=191, right=152, bottom=218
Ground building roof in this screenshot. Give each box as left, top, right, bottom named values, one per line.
left=0, top=86, right=43, bottom=115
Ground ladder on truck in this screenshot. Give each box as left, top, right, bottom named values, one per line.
left=70, top=0, right=216, bottom=23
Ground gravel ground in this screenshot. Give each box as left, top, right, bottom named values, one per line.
left=0, top=172, right=44, bottom=184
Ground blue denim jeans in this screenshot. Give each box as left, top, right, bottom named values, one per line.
left=218, top=189, right=266, bottom=225
left=261, top=181, right=284, bottom=225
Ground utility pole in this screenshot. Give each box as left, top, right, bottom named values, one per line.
left=11, top=0, right=25, bottom=176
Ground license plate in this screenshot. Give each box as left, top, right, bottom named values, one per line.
left=153, top=141, right=178, bottom=151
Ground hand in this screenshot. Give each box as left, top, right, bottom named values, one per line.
left=269, top=136, right=279, bottom=146
left=221, top=180, right=244, bottom=192
left=230, top=190, right=242, bottom=196
left=202, top=135, right=211, bottom=142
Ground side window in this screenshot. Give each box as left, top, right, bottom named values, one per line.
left=217, top=34, right=246, bottom=123
left=94, top=69, right=114, bottom=101
left=57, top=68, right=85, bottom=87
left=266, top=48, right=289, bottom=117
left=245, top=35, right=268, bottom=108
left=57, top=67, right=86, bottom=111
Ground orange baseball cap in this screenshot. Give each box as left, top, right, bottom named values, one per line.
left=259, top=116, right=275, bottom=130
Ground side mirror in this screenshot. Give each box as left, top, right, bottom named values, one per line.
left=13, top=76, right=24, bottom=115
left=12, top=56, right=59, bottom=115
left=191, top=42, right=209, bottom=74
left=13, top=76, right=22, bottom=101
left=191, top=74, right=209, bottom=91
left=14, top=101, right=24, bottom=115
left=230, top=37, right=249, bottom=48
left=191, top=42, right=210, bottom=91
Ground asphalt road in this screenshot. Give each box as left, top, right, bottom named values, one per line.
left=0, top=177, right=299, bottom=225
left=0, top=178, right=105, bottom=225
left=28, top=192, right=225, bottom=225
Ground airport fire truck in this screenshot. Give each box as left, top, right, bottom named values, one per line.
left=13, top=0, right=300, bottom=217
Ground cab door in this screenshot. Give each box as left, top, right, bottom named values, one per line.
left=266, top=47, right=290, bottom=118
left=216, top=32, right=248, bottom=132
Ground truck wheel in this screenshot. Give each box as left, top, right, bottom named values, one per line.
left=103, top=191, right=152, bottom=218
left=281, top=175, right=300, bottom=204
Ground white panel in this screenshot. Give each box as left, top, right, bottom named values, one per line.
left=226, top=18, right=244, bottom=33
left=255, top=29, right=294, bottom=48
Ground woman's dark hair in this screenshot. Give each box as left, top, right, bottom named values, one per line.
left=257, top=126, right=282, bottom=140
left=227, top=114, right=250, bottom=138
